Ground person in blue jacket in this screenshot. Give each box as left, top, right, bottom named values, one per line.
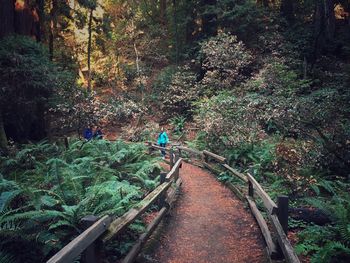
left=157, top=127, right=169, bottom=159
left=83, top=127, right=93, bottom=141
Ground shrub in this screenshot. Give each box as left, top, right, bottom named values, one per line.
left=198, top=33, right=254, bottom=94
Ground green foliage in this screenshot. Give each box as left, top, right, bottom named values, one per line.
left=198, top=33, right=253, bottom=94
left=296, top=193, right=350, bottom=262
left=160, top=66, right=199, bottom=117
left=0, top=36, right=74, bottom=141
left=0, top=139, right=160, bottom=261
left=170, top=116, right=186, bottom=135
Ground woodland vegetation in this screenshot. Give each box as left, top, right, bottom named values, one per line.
left=0, top=0, right=350, bottom=262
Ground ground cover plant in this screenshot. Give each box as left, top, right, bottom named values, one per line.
left=0, top=139, right=161, bottom=262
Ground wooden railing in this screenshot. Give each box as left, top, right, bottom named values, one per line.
left=177, top=146, right=301, bottom=263
left=47, top=142, right=300, bottom=263
left=47, top=149, right=183, bottom=263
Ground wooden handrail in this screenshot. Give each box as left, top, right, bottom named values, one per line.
left=222, top=164, right=248, bottom=182
left=47, top=215, right=112, bottom=263
left=203, top=150, right=226, bottom=163
left=246, top=173, right=278, bottom=214
left=103, top=181, right=173, bottom=242
left=177, top=146, right=202, bottom=156
left=246, top=196, right=278, bottom=259
left=166, top=158, right=182, bottom=181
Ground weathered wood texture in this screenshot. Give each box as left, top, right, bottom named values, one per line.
left=47, top=215, right=112, bottom=263
left=103, top=181, right=172, bottom=242
left=246, top=173, right=277, bottom=214
left=225, top=182, right=245, bottom=201
left=177, top=146, right=202, bottom=156
left=122, top=207, right=168, bottom=263
left=269, top=214, right=301, bottom=263
left=222, top=164, right=248, bottom=182
left=150, top=144, right=171, bottom=152
left=202, top=150, right=226, bottom=163
left=122, top=176, right=182, bottom=263
left=203, top=162, right=222, bottom=174
left=166, top=158, right=182, bottom=181
left=246, top=196, right=279, bottom=259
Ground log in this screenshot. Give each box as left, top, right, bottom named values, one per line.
left=246, top=173, right=278, bottom=215
left=222, top=164, right=248, bottom=182
left=246, top=196, right=279, bottom=260
left=203, top=150, right=226, bottom=163
left=47, top=215, right=112, bottom=263
left=103, top=181, right=172, bottom=242
left=289, top=207, right=331, bottom=225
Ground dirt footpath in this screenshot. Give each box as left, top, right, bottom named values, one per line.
left=145, top=162, right=266, bottom=263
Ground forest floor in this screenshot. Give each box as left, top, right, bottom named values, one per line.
left=141, top=162, right=267, bottom=263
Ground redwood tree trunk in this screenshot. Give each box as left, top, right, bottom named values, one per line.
left=0, top=0, right=15, bottom=39
left=0, top=110, right=8, bottom=152
left=313, top=0, right=335, bottom=61
left=280, top=0, right=294, bottom=22
left=160, top=0, right=167, bottom=25
left=87, top=7, right=93, bottom=93
left=49, top=0, right=57, bottom=60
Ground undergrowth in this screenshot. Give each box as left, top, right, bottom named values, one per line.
left=0, top=139, right=161, bottom=262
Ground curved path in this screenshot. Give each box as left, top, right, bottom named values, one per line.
left=145, top=162, right=266, bottom=263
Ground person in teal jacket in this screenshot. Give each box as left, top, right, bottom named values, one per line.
left=157, top=127, right=169, bottom=159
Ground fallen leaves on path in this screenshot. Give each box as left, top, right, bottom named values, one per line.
left=145, top=162, right=266, bottom=263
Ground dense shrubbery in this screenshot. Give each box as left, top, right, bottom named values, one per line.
left=0, top=140, right=160, bottom=262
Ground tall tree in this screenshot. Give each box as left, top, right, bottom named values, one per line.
left=200, top=0, right=217, bottom=37
left=313, top=0, right=336, bottom=60
left=0, top=0, right=15, bottom=39
left=280, top=0, right=294, bottom=22
left=87, top=6, right=94, bottom=92
left=49, top=0, right=58, bottom=60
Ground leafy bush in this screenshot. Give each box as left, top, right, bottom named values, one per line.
left=160, top=66, right=199, bottom=117
left=198, top=33, right=253, bottom=94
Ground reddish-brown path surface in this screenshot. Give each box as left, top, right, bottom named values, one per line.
left=145, top=162, right=266, bottom=263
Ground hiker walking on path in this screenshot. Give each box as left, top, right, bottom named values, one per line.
left=157, top=127, right=169, bottom=159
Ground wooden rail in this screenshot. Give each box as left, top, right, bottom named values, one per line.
left=47, top=149, right=183, bottom=263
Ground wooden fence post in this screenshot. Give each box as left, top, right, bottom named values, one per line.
left=158, top=172, right=167, bottom=207
left=170, top=148, right=174, bottom=168
left=174, top=151, right=179, bottom=163
left=81, top=215, right=100, bottom=263
left=248, top=180, right=254, bottom=198
left=64, top=137, right=69, bottom=149
left=147, top=142, right=152, bottom=154
left=277, top=195, right=289, bottom=235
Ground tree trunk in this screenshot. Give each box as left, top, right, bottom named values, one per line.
left=35, top=0, right=45, bottom=42
left=173, top=0, right=178, bottom=65
left=280, top=0, right=294, bottom=22
left=0, top=0, right=15, bottom=39
left=49, top=0, right=57, bottom=60
left=200, top=0, right=217, bottom=37
left=257, top=0, right=269, bottom=7
left=0, top=110, right=8, bottom=152
left=313, top=0, right=335, bottom=61
left=87, top=7, right=93, bottom=93
left=160, top=0, right=167, bottom=25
